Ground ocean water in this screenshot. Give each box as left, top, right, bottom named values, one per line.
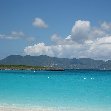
left=0, top=70, right=111, bottom=111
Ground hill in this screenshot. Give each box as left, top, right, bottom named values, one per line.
left=0, top=55, right=110, bottom=70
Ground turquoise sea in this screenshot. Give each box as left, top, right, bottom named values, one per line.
left=0, top=70, right=111, bottom=111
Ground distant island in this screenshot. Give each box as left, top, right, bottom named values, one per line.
left=0, top=55, right=111, bottom=70
left=0, top=65, right=64, bottom=71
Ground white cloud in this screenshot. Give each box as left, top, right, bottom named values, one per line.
left=51, top=34, right=74, bottom=45
left=71, top=20, right=91, bottom=43
left=24, top=43, right=56, bottom=57
left=65, top=35, right=71, bottom=40
left=32, top=18, right=48, bottom=28
left=51, top=34, right=62, bottom=44
left=0, top=31, right=35, bottom=42
left=24, top=42, right=83, bottom=58
left=24, top=20, right=111, bottom=60
left=101, top=21, right=111, bottom=30
left=0, top=31, right=25, bottom=40
left=87, top=36, right=111, bottom=59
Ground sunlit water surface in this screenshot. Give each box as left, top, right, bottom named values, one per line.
left=0, top=70, right=111, bottom=111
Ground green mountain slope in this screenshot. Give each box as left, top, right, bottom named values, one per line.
left=0, top=55, right=109, bottom=70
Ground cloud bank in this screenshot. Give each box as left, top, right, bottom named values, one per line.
left=32, top=18, right=48, bottom=28
left=24, top=20, right=111, bottom=60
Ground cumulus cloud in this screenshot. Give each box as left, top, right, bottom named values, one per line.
left=24, top=42, right=83, bottom=58
left=71, top=20, right=91, bottom=43
left=24, top=20, right=111, bottom=60
left=32, top=18, right=48, bottom=28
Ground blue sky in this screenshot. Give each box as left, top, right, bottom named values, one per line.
left=0, top=0, right=111, bottom=59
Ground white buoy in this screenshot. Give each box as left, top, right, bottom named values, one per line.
left=84, top=78, right=86, bottom=79
left=91, top=77, right=94, bottom=80
left=48, top=77, right=50, bottom=79
left=34, top=71, right=35, bottom=72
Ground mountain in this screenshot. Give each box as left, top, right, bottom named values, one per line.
left=0, top=55, right=110, bottom=70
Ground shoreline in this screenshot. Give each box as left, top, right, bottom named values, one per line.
left=0, top=106, right=55, bottom=111
left=0, top=105, right=110, bottom=111
left=0, top=105, right=75, bottom=111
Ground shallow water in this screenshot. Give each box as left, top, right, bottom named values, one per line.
left=0, top=70, right=111, bottom=110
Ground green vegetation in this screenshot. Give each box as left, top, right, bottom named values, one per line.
left=0, top=64, right=64, bottom=71
left=0, top=65, right=48, bottom=70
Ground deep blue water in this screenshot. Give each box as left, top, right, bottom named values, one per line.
left=0, top=70, right=111, bottom=110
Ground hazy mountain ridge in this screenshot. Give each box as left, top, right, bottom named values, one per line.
left=0, top=55, right=110, bottom=70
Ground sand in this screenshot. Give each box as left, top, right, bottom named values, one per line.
left=0, top=107, right=53, bottom=111
left=0, top=106, right=74, bottom=111
left=0, top=106, right=56, bottom=111
left=0, top=105, right=110, bottom=111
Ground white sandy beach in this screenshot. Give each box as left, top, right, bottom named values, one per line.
left=0, top=106, right=54, bottom=111
left=0, top=106, right=75, bottom=111
left=0, top=105, right=110, bottom=111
